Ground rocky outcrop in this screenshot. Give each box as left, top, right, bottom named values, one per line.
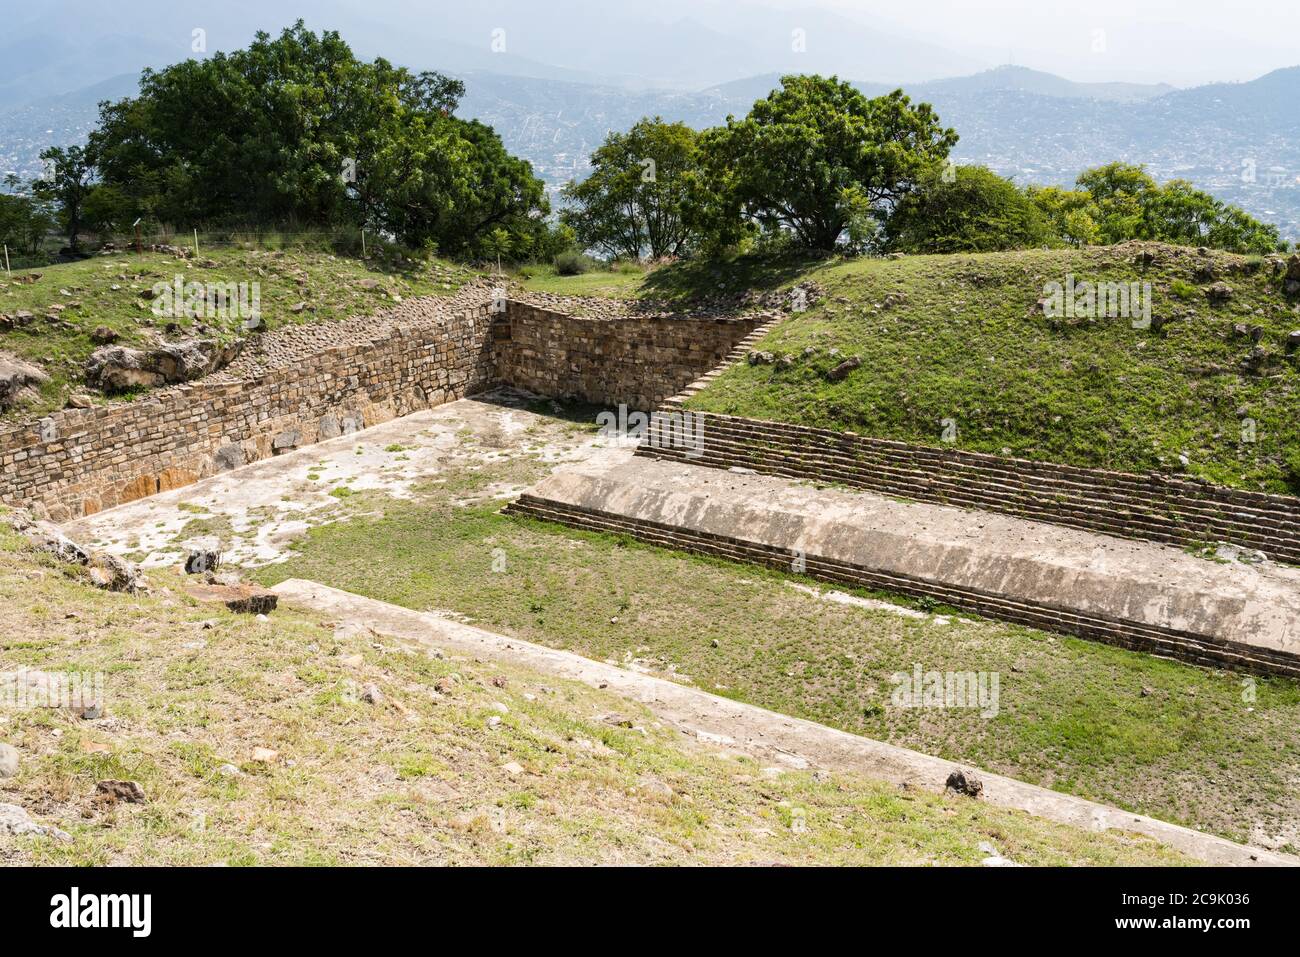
left=0, top=352, right=49, bottom=410
left=85, top=338, right=243, bottom=392
left=3, top=509, right=145, bottom=593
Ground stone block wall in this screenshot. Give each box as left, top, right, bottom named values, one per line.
left=638, top=410, right=1300, bottom=564
left=1, top=300, right=498, bottom=522
left=507, top=494, right=1300, bottom=678
left=0, top=296, right=761, bottom=522
left=492, top=302, right=764, bottom=411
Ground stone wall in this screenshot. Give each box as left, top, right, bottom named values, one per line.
left=0, top=300, right=498, bottom=522
left=638, top=410, right=1300, bottom=564
left=493, top=302, right=765, bottom=411
left=0, top=296, right=761, bottom=522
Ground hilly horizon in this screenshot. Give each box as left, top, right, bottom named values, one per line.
left=2, top=13, right=1298, bottom=239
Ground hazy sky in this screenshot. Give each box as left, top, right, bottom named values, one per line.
left=753, top=0, right=1300, bottom=85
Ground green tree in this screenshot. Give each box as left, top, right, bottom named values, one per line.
left=691, top=76, right=957, bottom=252
left=0, top=191, right=55, bottom=257
left=1144, top=179, right=1279, bottom=253
left=884, top=164, right=1051, bottom=253
left=560, top=117, right=700, bottom=260
left=32, top=145, right=95, bottom=250
left=87, top=21, right=547, bottom=258
left=1074, top=162, right=1156, bottom=244
left=1026, top=185, right=1100, bottom=247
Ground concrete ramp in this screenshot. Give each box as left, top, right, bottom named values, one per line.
left=506, top=453, right=1300, bottom=677
left=271, top=577, right=1295, bottom=866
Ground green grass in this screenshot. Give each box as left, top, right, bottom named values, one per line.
left=0, top=245, right=477, bottom=422
left=0, top=523, right=1186, bottom=866
left=684, top=243, right=1300, bottom=492
left=515, top=261, right=651, bottom=298
left=250, top=472, right=1300, bottom=850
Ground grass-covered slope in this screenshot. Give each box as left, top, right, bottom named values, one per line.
left=534, top=244, right=1300, bottom=493
left=0, top=522, right=1188, bottom=866
left=0, top=245, right=477, bottom=422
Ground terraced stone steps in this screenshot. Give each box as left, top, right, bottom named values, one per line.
left=505, top=453, right=1300, bottom=678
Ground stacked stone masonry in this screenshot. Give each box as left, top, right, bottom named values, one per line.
left=494, top=302, right=765, bottom=411
left=505, top=494, right=1300, bottom=679
left=0, top=296, right=760, bottom=522
left=638, top=410, right=1300, bottom=565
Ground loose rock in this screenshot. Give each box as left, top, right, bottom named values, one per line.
left=944, top=769, right=984, bottom=798
left=0, top=742, right=18, bottom=779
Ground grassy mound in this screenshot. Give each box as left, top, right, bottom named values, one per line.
left=0, top=245, right=476, bottom=422
left=524, top=244, right=1300, bottom=493
left=684, top=244, right=1300, bottom=492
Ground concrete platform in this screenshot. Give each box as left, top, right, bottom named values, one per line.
left=508, top=452, right=1300, bottom=677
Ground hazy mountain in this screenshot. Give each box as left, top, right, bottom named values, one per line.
left=1, top=4, right=1296, bottom=239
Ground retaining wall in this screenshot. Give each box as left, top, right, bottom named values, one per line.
left=0, top=297, right=760, bottom=522
left=639, top=410, right=1300, bottom=564
left=506, top=456, right=1300, bottom=678
left=493, top=302, right=764, bottom=411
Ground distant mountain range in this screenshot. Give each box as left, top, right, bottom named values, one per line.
left=454, top=64, right=1300, bottom=239
left=2, top=40, right=1297, bottom=241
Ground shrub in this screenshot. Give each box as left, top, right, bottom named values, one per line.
left=553, top=250, right=590, bottom=275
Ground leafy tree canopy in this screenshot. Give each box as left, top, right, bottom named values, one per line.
left=560, top=117, right=700, bottom=260
left=86, top=21, right=551, bottom=258
left=884, top=164, right=1051, bottom=253
left=691, top=75, right=958, bottom=252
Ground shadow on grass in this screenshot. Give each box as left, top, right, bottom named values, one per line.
left=640, top=251, right=838, bottom=304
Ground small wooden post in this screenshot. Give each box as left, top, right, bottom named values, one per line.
left=361, top=229, right=366, bottom=258
left=193, top=228, right=200, bottom=257
left=3, top=244, right=10, bottom=278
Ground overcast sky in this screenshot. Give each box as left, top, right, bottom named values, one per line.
left=746, top=0, right=1300, bottom=85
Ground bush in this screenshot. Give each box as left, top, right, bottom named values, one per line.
left=553, top=250, right=590, bottom=275
left=884, top=164, right=1052, bottom=253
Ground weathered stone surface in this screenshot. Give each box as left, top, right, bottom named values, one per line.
left=0, top=803, right=72, bottom=841
left=827, top=355, right=863, bottom=381
left=945, top=770, right=984, bottom=798
left=0, top=742, right=18, bottom=779
left=95, top=779, right=147, bottom=804
left=272, top=429, right=301, bottom=453
left=84, top=345, right=165, bottom=391
left=214, top=444, right=244, bottom=472
left=318, top=415, right=342, bottom=440
left=86, top=551, right=145, bottom=593
left=184, top=548, right=221, bottom=575
left=1206, top=281, right=1234, bottom=302
left=85, top=338, right=240, bottom=392
left=185, top=581, right=278, bottom=615
left=8, top=510, right=144, bottom=591
left=0, top=351, right=49, bottom=409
